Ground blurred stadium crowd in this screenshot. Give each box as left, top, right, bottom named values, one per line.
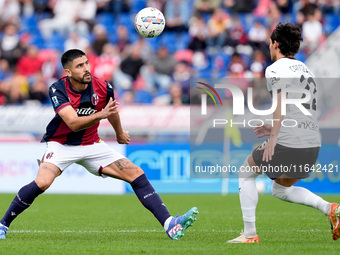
left=0, top=0, right=339, bottom=106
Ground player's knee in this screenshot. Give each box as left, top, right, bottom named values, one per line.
left=35, top=178, right=53, bottom=191
left=135, top=166, right=144, bottom=177
left=271, top=182, right=290, bottom=200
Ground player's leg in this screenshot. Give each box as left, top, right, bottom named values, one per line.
left=272, top=177, right=340, bottom=240
left=101, top=159, right=198, bottom=240
left=227, top=154, right=261, bottom=243
left=0, top=162, right=61, bottom=239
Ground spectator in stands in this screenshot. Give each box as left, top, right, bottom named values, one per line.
left=142, top=46, right=176, bottom=93
left=207, top=8, right=231, bottom=51
left=248, top=20, right=267, bottom=46
left=39, top=0, right=79, bottom=39
left=74, top=0, right=97, bottom=35
left=194, top=0, right=221, bottom=16
left=17, top=45, right=43, bottom=80
left=134, top=37, right=153, bottom=62
left=294, top=0, right=318, bottom=26
left=188, top=16, right=208, bottom=52
left=172, top=61, right=192, bottom=99
left=20, top=0, right=35, bottom=17
left=274, top=0, right=291, bottom=14
left=0, top=24, right=22, bottom=69
left=268, top=1, right=282, bottom=32
left=116, top=25, right=131, bottom=53
left=223, top=0, right=255, bottom=13
left=40, top=49, right=59, bottom=83
left=147, top=0, right=165, bottom=12
left=301, top=8, right=323, bottom=54
left=247, top=19, right=269, bottom=57
left=64, top=31, right=90, bottom=52
left=120, top=90, right=135, bottom=105
left=94, top=43, right=120, bottom=83
left=250, top=50, right=266, bottom=78
left=84, top=45, right=98, bottom=73
left=0, top=59, right=11, bottom=81
left=0, top=0, right=20, bottom=29
left=28, top=72, right=48, bottom=103
left=169, top=82, right=189, bottom=105
left=318, top=0, right=339, bottom=15
left=225, top=17, right=247, bottom=48
left=91, top=24, right=109, bottom=56
left=0, top=69, right=29, bottom=104
left=253, top=0, right=271, bottom=17
left=228, top=52, right=247, bottom=74
left=164, top=0, right=190, bottom=32
left=114, top=45, right=144, bottom=91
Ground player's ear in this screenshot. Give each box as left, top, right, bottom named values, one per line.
left=64, top=68, right=72, bottom=77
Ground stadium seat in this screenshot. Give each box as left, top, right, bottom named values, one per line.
left=20, top=14, right=39, bottom=33
left=295, top=51, right=307, bottom=62
left=30, top=31, right=45, bottom=49
left=117, top=13, right=134, bottom=32
left=45, top=31, right=65, bottom=52
left=134, top=90, right=153, bottom=104
left=130, top=0, right=146, bottom=15
left=323, top=13, right=340, bottom=34
left=96, top=13, right=115, bottom=32
left=160, top=32, right=177, bottom=53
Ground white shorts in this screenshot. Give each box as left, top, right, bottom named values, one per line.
left=41, top=141, right=126, bottom=176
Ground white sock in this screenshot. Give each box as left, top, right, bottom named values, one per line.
left=272, top=182, right=331, bottom=215
left=163, top=216, right=173, bottom=231
left=239, top=160, right=259, bottom=238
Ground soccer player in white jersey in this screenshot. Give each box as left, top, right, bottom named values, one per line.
left=227, top=23, right=340, bottom=243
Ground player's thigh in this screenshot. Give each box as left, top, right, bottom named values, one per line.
left=101, top=158, right=144, bottom=183
left=77, top=141, right=128, bottom=177
left=274, top=177, right=300, bottom=187
left=35, top=162, right=61, bottom=191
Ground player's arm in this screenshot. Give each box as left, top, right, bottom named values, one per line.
left=58, top=98, right=118, bottom=132
left=259, top=91, right=284, bottom=162
left=107, top=111, right=130, bottom=144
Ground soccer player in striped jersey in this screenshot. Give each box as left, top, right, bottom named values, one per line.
left=0, top=49, right=198, bottom=240
left=227, top=23, right=339, bottom=243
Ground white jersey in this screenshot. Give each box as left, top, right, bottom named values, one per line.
left=265, top=57, right=321, bottom=148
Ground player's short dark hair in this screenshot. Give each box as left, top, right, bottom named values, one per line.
left=61, top=49, right=86, bottom=68
left=270, top=23, right=303, bottom=56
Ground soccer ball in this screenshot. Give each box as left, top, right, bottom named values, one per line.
left=134, top=7, right=165, bottom=38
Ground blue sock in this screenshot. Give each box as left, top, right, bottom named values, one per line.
left=0, top=181, right=44, bottom=228
left=130, top=174, right=171, bottom=226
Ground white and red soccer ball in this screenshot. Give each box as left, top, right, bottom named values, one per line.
left=134, top=7, right=165, bottom=38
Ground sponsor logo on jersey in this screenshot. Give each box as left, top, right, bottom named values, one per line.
left=270, top=77, right=280, bottom=85
left=52, top=96, right=59, bottom=107
left=76, top=107, right=97, bottom=116
left=92, top=93, right=99, bottom=105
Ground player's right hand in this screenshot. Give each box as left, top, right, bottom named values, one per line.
left=102, top=98, right=119, bottom=119
left=253, top=124, right=272, bottom=138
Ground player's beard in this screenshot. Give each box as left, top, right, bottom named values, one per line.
left=75, top=72, right=92, bottom=84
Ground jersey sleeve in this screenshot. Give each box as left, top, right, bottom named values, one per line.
left=106, top=81, right=115, bottom=104
left=48, top=86, right=71, bottom=113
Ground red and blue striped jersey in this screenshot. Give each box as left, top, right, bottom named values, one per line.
left=41, top=76, right=114, bottom=145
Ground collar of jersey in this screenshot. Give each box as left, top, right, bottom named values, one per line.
left=67, top=77, right=92, bottom=94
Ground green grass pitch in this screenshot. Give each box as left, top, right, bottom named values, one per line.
left=0, top=194, right=339, bottom=255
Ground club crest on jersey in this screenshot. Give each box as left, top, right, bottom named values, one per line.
left=52, top=96, right=59, bottom=107
left=92, top=93, right=99, bottom=105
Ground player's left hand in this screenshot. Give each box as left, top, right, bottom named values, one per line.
left=117, top=130, right=130, bottom=144
left=259, top=136, right=277, bottom=162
